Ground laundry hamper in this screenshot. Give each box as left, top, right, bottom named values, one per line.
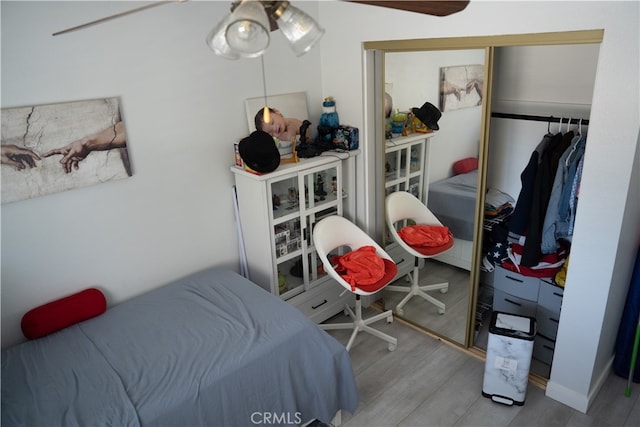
left=482, top=311, right=536, bottom=405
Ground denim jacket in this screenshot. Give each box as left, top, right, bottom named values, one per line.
left=541, top=135, right=586, bottom=253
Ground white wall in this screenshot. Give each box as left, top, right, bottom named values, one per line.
left=0, top=1, right=323, bottom=348
left=488, top=43, right=600, bottom=199
left=317, top=0, right=639, bottom=413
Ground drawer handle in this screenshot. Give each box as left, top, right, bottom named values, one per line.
left=312, top=299, right=328, bottom=309
left=504, top=298, right=522, bottom=307
left=550, top=317, right=559, bottom=324
left=553, top=292, right=563, bottom=298
left=543, top=345, right=554, bottom=351
left=505, top=275, right=524, bottom=283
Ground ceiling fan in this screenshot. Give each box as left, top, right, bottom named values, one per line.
left=52, top=1, right=470, bottom=37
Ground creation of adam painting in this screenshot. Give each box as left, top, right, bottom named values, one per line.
left=1, top=97, right=131, bottom=204
left=439, top=64, right=484, bottom=112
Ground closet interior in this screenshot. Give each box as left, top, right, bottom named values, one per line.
left=472, top=42, right=600, bottom=379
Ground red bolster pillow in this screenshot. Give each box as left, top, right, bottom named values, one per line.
left=452, top=157, right=478, bottom=175
left=21, top=288, right=107, bottom=340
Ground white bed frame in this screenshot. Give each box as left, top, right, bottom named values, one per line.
left=433, top=237, right=473, bottom=271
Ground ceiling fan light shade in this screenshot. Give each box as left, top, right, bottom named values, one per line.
left=274, top=3, right=325, bottom=57
left=206, top=14, right=240, bottom=60
left=225, top=0, right=271, bottom=58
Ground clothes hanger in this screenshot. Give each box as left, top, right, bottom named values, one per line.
left=565, top=118, right=583, bottom=167
left=578, top=118, right=583, bottom=136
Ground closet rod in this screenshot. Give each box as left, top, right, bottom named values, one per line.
left=491, top=112, right=589, bottom=125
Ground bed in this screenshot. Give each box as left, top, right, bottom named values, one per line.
left=427, top=169, right=514, bottom=271
left=1, top=267, right=358, bottom=426
left=427, top=170, right=478, bottom=270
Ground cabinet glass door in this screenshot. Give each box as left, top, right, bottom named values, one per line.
left=269, top=174, right=304, bottom=299
left=267, top=162, right=343, bottom=300
left=300, top=163, right=342, bottom=290
left=385, top=147, right=407, bottom=183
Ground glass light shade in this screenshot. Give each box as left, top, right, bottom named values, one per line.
left=205, top=14, right=240, bottom=60
left=225, top=1, right=270, bottom=58
left=275, top=4, right=325, bottom=57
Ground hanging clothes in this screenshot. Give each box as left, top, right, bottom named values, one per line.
left=521, top=130, right=573, bottom=267
left=541, top=134, right=586, bottom=253
left=507, top=133, right=553, bottom=245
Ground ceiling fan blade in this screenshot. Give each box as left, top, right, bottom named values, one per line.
left=52, top=1, right=183, bottom=36
left=345, top=0, right=469, bottom=17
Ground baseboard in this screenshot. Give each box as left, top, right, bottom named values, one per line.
left=545, top=356, right=613, bottom=413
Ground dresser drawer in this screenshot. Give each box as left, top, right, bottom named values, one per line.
left=493, top=267, right=540, bottom=301
left=493, top=289, right=537, bottom=318
left=538, top=280, right=564, bottom=312
left=533, top=335, right=556, bottom=365
left=290, top=279, right=353, bottom=323
left=536, top=306, right=561, bottom=340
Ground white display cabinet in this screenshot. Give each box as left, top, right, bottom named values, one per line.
left=231, top=155, right=354, bottom=323
left=384, top=133, right=435, bottom=202
left=384, top=133, right=436, bottom=276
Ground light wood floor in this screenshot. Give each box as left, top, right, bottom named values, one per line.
left=323, top=307, right=640, bottom=427
left=382, top=259, right=552, bottom=378
left=382, top=259, right=472, bottom=345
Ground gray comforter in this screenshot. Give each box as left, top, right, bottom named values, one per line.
left=2, top=267, right=358, bottom=426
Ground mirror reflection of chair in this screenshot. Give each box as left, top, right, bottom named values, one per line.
left=385, top=191, right=455, bottom=315
left=313, top=215, right=398, bottom=352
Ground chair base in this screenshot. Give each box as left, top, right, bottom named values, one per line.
left=385, top=263, right=448, bottom=316
left=320, top=296, right=397, bottom=352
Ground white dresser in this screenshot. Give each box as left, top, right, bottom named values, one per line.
left=231, top=154, right=357, bottom=324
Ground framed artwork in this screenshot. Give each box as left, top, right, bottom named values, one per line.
left=439, top=64, right=484, bottom=112
left=1, top=97, right=131, bottom=204
left=244, top=91, right=309, bottom=134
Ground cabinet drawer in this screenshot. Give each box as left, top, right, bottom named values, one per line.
left=385, top=242, right=413, bottom=280
left=290, top=279, right=353, bottom=323
left=536, top=306, right=561, bottom=340
left=533, top=335, right=556, bottom=365
left=538, top=280, right=564, bottom=312
left=493, top=289, right=537, bottom=318
left=493, top=267, right=540, bottom=301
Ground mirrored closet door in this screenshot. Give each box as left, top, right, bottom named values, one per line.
left=380, top=48, right=487, bottom=347
left=364, top=31, right=603, bottom=379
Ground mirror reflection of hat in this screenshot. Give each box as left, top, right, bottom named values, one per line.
left=238, top=131, right=280, bottom=173
left=411, top=102, right=441, bottom=131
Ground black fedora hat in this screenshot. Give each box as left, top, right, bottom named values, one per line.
left=411, top=102, right=441, bottom=131
left=238, top=130, right=280, bottom=173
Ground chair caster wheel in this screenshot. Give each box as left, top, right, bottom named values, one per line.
left=440, top=287, right=449, bottom=294
left=438, top=308, right=446, bottom=315
left=388, top=343, right=397, bottom=352
left=387, top=316, right=393, bottom=324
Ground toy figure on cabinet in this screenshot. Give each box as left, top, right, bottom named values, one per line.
left=316, top=173, right=327, bottom=199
